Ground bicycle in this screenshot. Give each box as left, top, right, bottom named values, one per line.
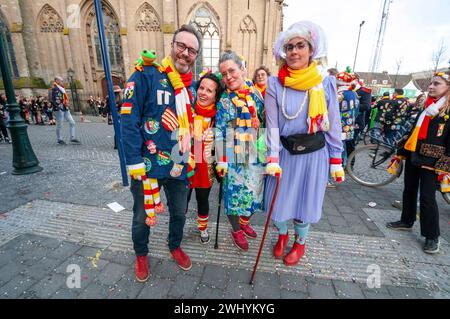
left=345, top=129, right=450, bottom=205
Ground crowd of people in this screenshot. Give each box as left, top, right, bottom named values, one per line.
left=2, top=19, right=448, bottom=283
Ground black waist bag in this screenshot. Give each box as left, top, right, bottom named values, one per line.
left=280, top=132, right=325, bottom=155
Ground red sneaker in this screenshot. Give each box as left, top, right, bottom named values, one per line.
left=283, top=241, right=305, bottom=266
left=135, top=255, right=149, bottom=282
left=171, top=247, right=192, bottom=271
left=241, top=224, right=257, bottom=239
left=273, top=233, right=289, bottom=259
left=231, top=230, right=249, bottom=251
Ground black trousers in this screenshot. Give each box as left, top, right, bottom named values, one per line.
left=401, top=157, right=440, bottom=239
left=0, top=116, right=8, bottom=139
left=187, top=187, right=212, bottom=216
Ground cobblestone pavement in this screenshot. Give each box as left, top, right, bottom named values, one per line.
left=0, top=119, right=449, bottom=299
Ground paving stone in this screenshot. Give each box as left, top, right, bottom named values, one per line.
left=363, top=291, right=392, bottom=299
left=137, top=278, right=173, bottom=299
left=224, top=281, right=253, bottom=299
left=0, top=275, right=37, bottom=299
left=386, top=286, right=419, bottom=299
left=201, top=264, right=228, bottom=289
left=78, top=281, right=111, bottom=299
left=305, top=277, right=334, bottom=286
left=328, top=216, right=348, bottom=227
left=107, top=270, right=145, bottom=299
left=253, top=281, right=281, bottom=299
left=40, top=237, right=64, bottom=249
left=168, top=274, right=200, bottom=299
left=0, top=249, right=19, bottom=268
left=181, top=262, right=205, bottom=278
left=252, top=271, right=280, bottom=288
left=153, top=259, right=182, bottom=280
left=23, top=257, right=62, bottom=280
left=15, top=247, right=49, bottom=266
left=48, top=242, right=81, bottom=260
left=96, top=263, right=128, bottom=286
left=51, top=288, right=80, bottom=299
left=25, top=273, right=67, bottom=299
left=414, top=288, right=434, bottom=299
left=0, top=261, right=27, bottom=286
left=333, top=280, right=365, bottom=299
left=194, top=284, right=225, bottom=299
left=227, top=268, right=252, bottom=283
left=75, top=246, right=103, bottom=258
left=280, top=289, right=308, bottom=299
left=308, top=283, right=337, bottom=299
left=101, top=250, right=135, bottom=266
left=280, top=274, right=308, bottom=293
left=54, top=254, right=88, bottom=274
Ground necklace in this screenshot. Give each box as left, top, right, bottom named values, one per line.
left=281, top=87, right=308, bottom=120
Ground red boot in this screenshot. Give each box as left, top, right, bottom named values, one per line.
left=283, top=241, right=305, bottom=266
left=231, top=230, right=249, bottom=251
left=171, top=247, right=192, bottom=271
left=273, top=233, right=289, bottom=259
left=135, top=255, right=149, bottom=282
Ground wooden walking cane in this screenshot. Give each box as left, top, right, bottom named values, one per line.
left=249, top=174, right=281, bottom=285
left=214, top=180, right=223, bottom=249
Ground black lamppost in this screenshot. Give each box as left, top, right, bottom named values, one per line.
left=0, top=35, right=42, bottom=174
left=67, top=68, right=80, bottom=112
left=353, top=20, right=365, bottom=72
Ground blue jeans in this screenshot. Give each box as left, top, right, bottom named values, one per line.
left=55, top=110, right=76, bottom=141
left=130, top=178, right=189, bottom=255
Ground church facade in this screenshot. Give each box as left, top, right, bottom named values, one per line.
left=0, top=0, right=284, bottom=98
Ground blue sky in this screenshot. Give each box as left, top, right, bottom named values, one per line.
left=283, top=0, right=450, bottom=74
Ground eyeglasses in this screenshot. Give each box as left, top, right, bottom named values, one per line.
left=284, top=41, right=309, bottom=52
left=174, top=41, right=198, bottom=57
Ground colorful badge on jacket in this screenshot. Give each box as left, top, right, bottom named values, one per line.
left=144, top=118, right=160, bottom=135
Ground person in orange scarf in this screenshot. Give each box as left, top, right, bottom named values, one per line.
left=252, top=66, right=271, bottom=99
left=387, top=71, right=450, bottom=254
left=188, top=72, right=223, bottom=244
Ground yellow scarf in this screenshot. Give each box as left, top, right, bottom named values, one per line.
left=279, top=61, right=329, bottom=133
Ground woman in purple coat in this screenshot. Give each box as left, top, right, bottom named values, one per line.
left=264, top=21, right=344, bottom=266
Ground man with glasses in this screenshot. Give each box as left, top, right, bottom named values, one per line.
left=121, top=25, right=201, bottom=282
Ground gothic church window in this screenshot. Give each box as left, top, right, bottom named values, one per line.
left=136, top=2, right=162, bottom=32
left=189, top=6, right=220, bottom=79
left=39, top=4, right=64, bottom=33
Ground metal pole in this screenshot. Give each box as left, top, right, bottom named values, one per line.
left=0, top=34, right=42, bottom=175
left=353, top=21, right=365, bottom=72
left=93, top=0, right=128, bottom=186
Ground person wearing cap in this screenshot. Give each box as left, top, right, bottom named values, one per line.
left=386, top=71, right=450, bottom=254
left=215, top=50, right=266, bottom=252
left=264, top=21, right=344, bottom=266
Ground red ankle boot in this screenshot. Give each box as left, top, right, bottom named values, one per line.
left=283, top=241, right=305, bottom=266
left=273, top=233, right=289, bottom=259
left=135, top=255, right=149, bottom=282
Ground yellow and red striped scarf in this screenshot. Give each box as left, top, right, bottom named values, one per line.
left=161, top=56, right=194, bottom=153
left=278, top=61, right=329, bottom=133
left=228, top=80, right=258, bottom=154
left=404, top=96, right=447, bottom=152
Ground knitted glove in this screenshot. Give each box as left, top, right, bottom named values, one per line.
left=265, top=163, right=282, bottom=177
left=216, top=157, right=228, bottom=177
left=330, top=158, right=345, bottom=183
left=387, top=155, right=405, bottom=175
left=127, top=163, right=147, bottom=181
left=438, top=173, right=450, bottom=193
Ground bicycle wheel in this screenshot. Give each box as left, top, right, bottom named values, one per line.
left=442, top=192, right=450, bottom=205
left=346, top=144, right=402, bottom=187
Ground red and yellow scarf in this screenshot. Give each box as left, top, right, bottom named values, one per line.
left=405, top=96, right=447, bottom=152
left=161, top=56, right=194, bottom=153
left=255, top=83, right=267, bottom=98
left=278, top=61, right=329, bottom=133
left=228, top=80, right=258, bottom=154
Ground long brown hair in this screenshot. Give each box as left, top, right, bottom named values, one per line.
left=436, top=70, right=450, bottom=114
